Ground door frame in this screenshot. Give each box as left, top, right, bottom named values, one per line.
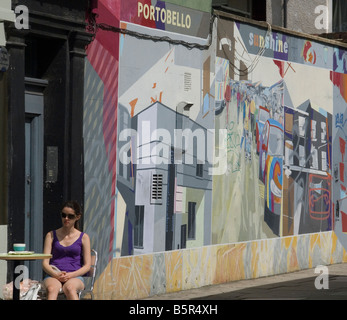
left=24, top=77, right=47, bottom=279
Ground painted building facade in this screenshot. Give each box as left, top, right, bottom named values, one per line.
left=84, top=0, right=347, bottom=299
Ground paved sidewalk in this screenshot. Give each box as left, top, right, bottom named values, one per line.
left=144, top=263, right=347, bottom=300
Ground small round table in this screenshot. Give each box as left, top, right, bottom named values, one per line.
left=0, top=252, right=52, bottom=300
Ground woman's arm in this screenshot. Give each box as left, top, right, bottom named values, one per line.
left=42, top=231, right=61, bottom=278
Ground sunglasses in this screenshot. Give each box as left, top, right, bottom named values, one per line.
left=61, top=212, right=77, bottom=220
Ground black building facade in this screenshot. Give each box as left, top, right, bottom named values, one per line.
left=5, top=0, right=92, bottom=279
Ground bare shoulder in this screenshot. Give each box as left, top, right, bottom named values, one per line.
left=45, top=230, right=54, bottom=240
left=43, top=231, right=54, bottom=253
left=82, top=232, right=90, bottom=242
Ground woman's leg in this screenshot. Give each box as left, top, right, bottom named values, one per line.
left=44, top=277, right=62, bottom=300
left=62, top=278, right=84, bottom=300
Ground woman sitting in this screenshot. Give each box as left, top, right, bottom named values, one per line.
left=42, top=201, right=91, bottom=300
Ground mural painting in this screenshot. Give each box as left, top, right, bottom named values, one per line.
left=213, top=19, right=335, bottom=244
left=115, top=0, right=215, bottom=256
left=83, top=1, right=347, bottom=298
left=331, top=49, right=347, bottom=249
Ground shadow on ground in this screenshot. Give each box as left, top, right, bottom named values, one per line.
left=192, top=275, right=347, bottom=300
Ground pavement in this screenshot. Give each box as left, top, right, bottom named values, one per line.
left=144, top=263, right=347, bottom=300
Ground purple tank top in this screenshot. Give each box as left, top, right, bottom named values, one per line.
left=49, top=230, right=84, bottom=273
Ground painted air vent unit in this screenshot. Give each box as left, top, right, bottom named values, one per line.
left=184, top=72, right=192, bottom=91
left=151, top=173, right=163, bottom=204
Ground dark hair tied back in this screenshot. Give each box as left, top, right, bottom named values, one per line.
left=62, top=200, right=82, bottom=229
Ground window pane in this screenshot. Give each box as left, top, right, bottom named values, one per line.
left=333, top=0, right=347, bottom=32
left=188, top=202, right=196, bottom=240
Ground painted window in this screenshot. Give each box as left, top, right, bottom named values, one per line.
left=134, top=205, right=144, bottom=248
left=333, top=0, right=347, bottom=32
left=196, top=163, right=203, bottom=177
left=188, top=201, right=196, bottom=240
